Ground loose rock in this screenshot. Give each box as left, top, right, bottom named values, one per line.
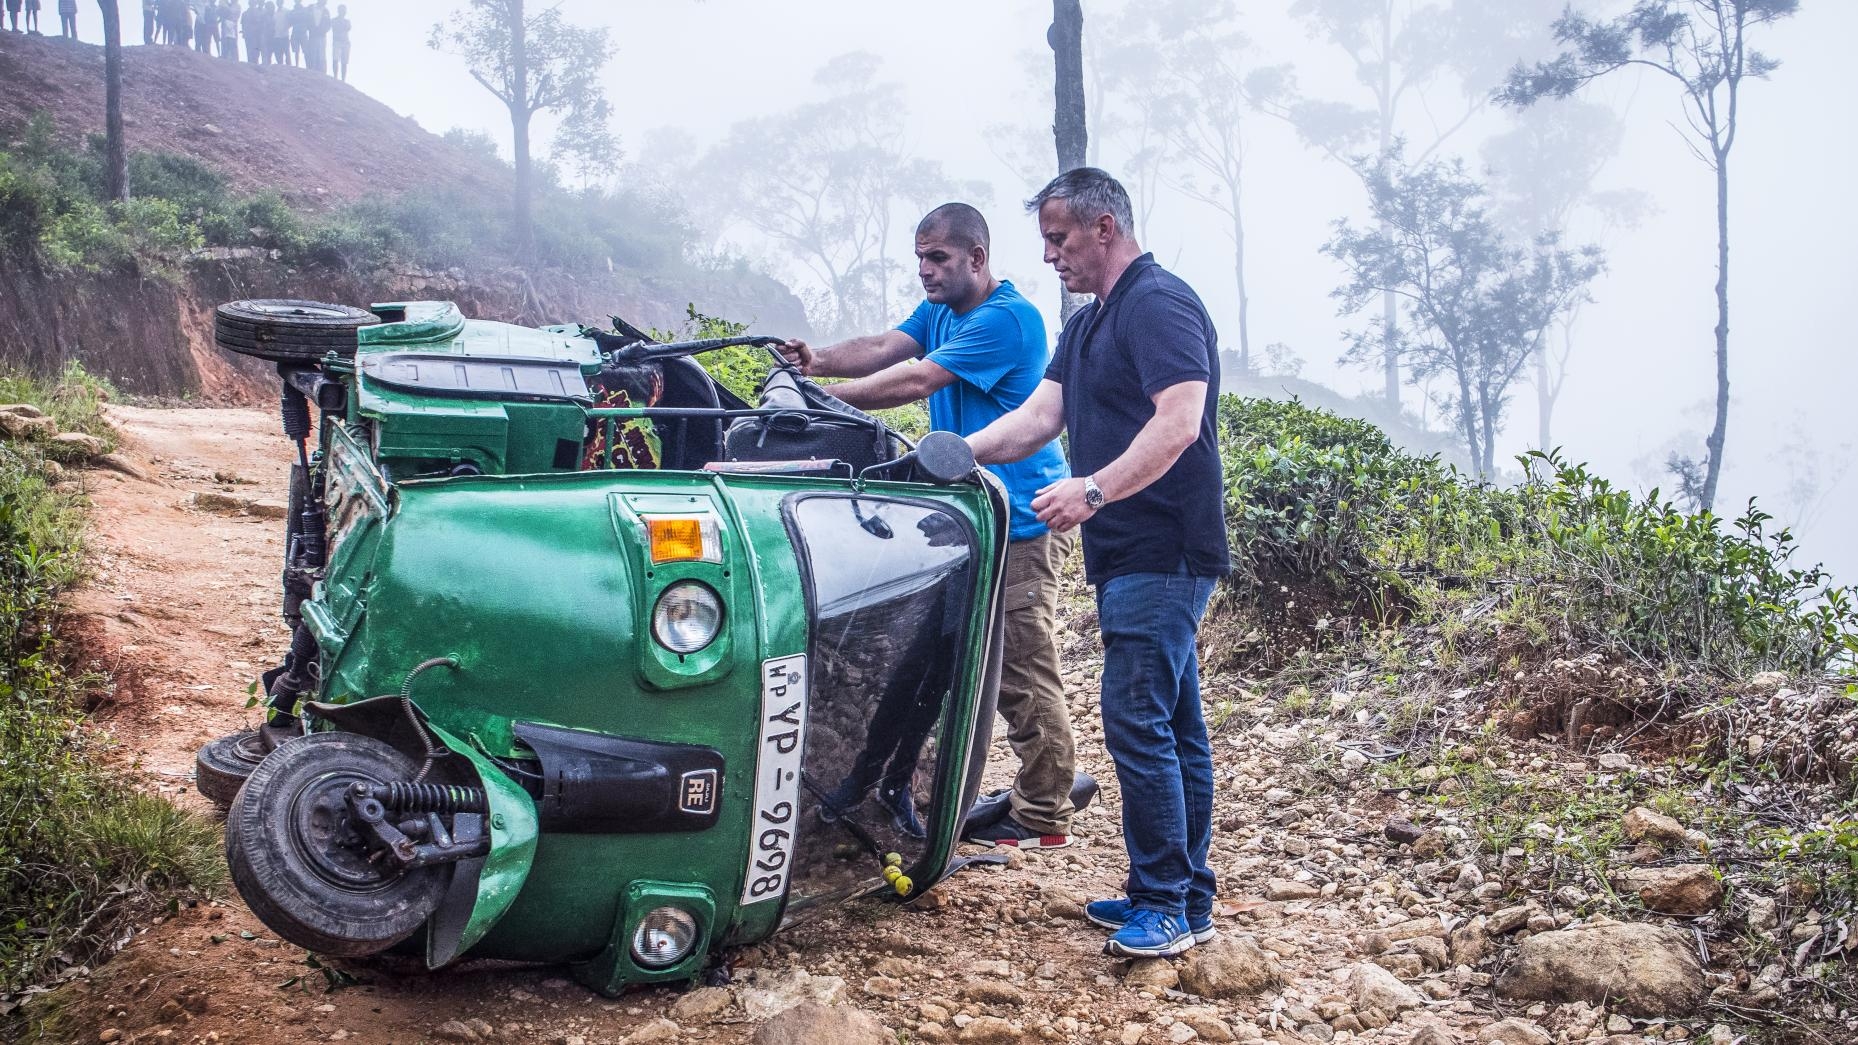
left=1609, top=865, right=1723, bottom=917
left=1477, top=1018, right=1554, bottom=1045
left=1177, top=938, right=1282, bottom=999
left=1622, top=807, right=1690, bottom=847
left=1494, top=922, right=1706, bottom=1017
left=1343, top=962, right=1423, bottom=1015
left=751, top=1001, right=891, bottom=1045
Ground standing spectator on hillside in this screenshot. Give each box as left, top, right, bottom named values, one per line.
left=286, top=0, right=305, bottom=65
left=269, top=0, right=286, bottom=64
left=6, top=0, right=22, bottom=35
left=195, top=0, right=216, bottom=53
left=241, top=0, right=263, bottom=61
left=55, top=0, right=75, bottom=39
left=21, top=0, right=38, bottom=34
left=306, top=0, right=328, bottom=73
left=329, top=3, right=349, bottom=80
left=220, top=0, right=239, bottom=57
left=141, top=0, right=156, bottom=42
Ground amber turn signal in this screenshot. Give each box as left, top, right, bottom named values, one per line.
left=647, top=516, right=720, bottom=563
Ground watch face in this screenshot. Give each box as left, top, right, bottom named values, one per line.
left=1084, top=481, right=1104, bottom=509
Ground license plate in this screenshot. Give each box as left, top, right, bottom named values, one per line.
left=742, top=655, right=807, bottom=906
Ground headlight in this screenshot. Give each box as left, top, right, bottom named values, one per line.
left=651, top=582, right=723, bottom=654
left=630, top=906, right=699, bottom=968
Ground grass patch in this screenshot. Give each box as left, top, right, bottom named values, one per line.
left=0, top=369, right=222, bottom=995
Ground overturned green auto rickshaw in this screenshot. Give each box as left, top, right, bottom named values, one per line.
left=196, top=298, right=1013, bottom=994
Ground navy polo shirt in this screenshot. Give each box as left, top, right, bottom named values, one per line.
left=1045, top=254, right=1230, bottom=585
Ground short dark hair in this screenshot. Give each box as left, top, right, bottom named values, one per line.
left=916, top=202, right=990, bottom=253
left=1025, top=167, right=1134, bottom=238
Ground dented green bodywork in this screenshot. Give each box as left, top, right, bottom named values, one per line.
left=289, top=302, right=1005, bottom=992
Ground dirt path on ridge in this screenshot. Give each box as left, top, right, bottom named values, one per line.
left=42, top=405, right=1632, bottom=1045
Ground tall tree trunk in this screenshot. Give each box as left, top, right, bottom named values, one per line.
left=1452, top=358, right=1481, bottom=476
left=1377, top=4, right=1400, bottom=408
left=1701, top=151, right=1731, bottom=510
left=1535, top=342, right=1552, bottom=450
left=100, top=0, right=127, bottom=201
left=1228, top=180, right=1250, bottom=374
left=1049, top=0, right=1088, bottom=324
left=509, top=0, right=533, bottom=263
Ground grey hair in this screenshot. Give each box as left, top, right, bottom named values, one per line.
left=1024, top=167, right=1134, bottom=237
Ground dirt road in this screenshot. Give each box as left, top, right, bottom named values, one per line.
left=46, top=406, right=1628, bottom=1045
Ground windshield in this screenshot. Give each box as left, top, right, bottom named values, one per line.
left=781, top=494, right=978, bottom=915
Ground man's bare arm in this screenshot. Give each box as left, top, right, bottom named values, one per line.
left=1030, top=381, right=1206, bottom=532
left=779, top=330, right=921, bottom=379
left=967, top=380, right=1066, bottom=465
left=827, top=358, right=957, bottom=410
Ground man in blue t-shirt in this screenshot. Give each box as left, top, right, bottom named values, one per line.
left=779, top=202, right=1081, bottom=850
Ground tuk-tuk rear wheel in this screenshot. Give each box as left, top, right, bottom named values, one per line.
left=227, top=732, right=448, bottom=957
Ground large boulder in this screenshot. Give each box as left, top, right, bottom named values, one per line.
left=1610, top=865, right=1724, bottom=917
left=1495, top=922, right=1706, bottom=1017
left=750, top=1001, right=892, bottom=1045
left=1178, top=938, right=1282, bottom=999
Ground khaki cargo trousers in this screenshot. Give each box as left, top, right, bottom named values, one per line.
left=997, top=528, right=1078, bottom=834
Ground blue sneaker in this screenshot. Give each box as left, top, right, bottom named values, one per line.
left=1103, top=908, right=1196, bottom=958
left=1086, top=898, right=1217, bottom=943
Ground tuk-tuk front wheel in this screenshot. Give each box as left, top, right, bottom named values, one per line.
left=227, top=732, right=448, bottom=957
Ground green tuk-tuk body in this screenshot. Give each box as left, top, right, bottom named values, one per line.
left=203, top=300, right=1007, bottom=994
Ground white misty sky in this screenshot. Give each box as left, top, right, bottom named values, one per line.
left=86, top=1, right=1858, bottom=582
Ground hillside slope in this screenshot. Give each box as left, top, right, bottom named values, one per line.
left=0, top=33, right=810, bottom=400
left=0, top=31, right=508, bottom=211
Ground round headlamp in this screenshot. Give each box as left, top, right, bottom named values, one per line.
left=651, top=582, right=723, bottom=654
left=630, top=906, right=699, bottom=969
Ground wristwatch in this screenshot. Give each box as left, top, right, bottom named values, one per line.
left=1081, top=475, right=1105, bottom=510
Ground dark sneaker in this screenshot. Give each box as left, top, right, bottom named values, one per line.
left=817, top=778, right=869, bottom=824
left=876, top=784, right=926, bottom=839
left=1104, top=908, right=1195, bottom=958
left=1085, top=897, right=1217, bottom=943
left=961, top=788, right=1012, bottom=835
left=961, top=812, right=1072, bottom=850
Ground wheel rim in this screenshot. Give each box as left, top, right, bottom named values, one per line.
left=231, top=731, right=268, bottom=765
left=249, top=302, right=356, bottom=321
left=286, top=768, right=402, bottom=892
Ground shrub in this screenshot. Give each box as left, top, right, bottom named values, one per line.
left=0, top=371, right=220, bottom=993
left=1215, top=396, right=1858, bottom=676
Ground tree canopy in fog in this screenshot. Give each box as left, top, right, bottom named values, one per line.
left=1325, top=154, right=1603, bottom=476
left=1502, top=0, right=1802, bottom=511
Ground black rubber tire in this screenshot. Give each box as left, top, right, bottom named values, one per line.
left=196, top=729, right=270, bottom=807
left=214, top=299, right=377, bottom=363
left=226, top=732, right=448, bottom=957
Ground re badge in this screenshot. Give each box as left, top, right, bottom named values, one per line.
left=679, top=769, right=718, bottom=815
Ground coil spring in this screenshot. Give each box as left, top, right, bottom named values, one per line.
left=377, top=782, right=489, bottom=815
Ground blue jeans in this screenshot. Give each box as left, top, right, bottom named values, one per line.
left=1095, top=567, right=1217, bottom=917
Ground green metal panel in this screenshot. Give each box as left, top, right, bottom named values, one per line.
left=421, top=720, right=540, bottom=963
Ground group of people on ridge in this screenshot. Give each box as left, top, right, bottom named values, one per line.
left=781, top=165, right=1231, bottom=960
left=4, top=0, right=353, bottom=83
left=146, top=0, right=354, bottom=80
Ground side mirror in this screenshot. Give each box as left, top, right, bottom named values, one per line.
left=912, top=431, right=976, bottom=485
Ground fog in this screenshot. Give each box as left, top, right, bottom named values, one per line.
left=296, top=1, right=1858, bottom=581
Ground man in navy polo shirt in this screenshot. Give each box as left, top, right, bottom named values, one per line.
left=779, top=203, right=1081, bottom=850
left=967, top=168, right=1229, bottom=959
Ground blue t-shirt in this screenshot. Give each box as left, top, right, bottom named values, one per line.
left=896, top=281, right=1070, bottom=541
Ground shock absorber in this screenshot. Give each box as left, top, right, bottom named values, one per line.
left=375, top=782, right=490, bottom=815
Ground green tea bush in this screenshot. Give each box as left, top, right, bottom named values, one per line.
left=1217, top=396, right=1858, bottom=676
left=0, top=371, right=220, bottom=993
